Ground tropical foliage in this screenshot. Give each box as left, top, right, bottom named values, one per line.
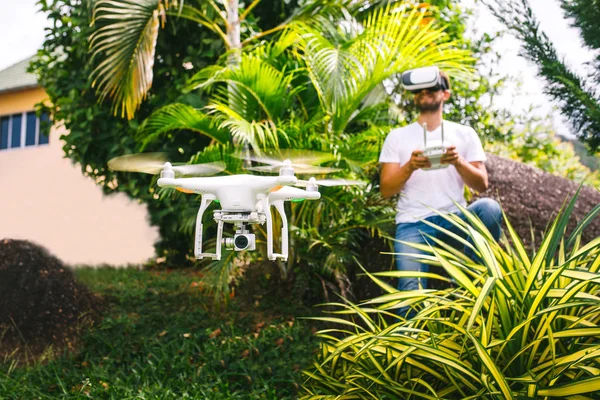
left=81, top=0, right=477, bottom=298
left=302, top=190, right=600, bottom=398
left=36, top=0, right=586, bottom=301
left=483, top=0, right=600, bottom=153
left=30, top=0, right=231, bottom=264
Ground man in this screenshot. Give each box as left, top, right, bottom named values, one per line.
left=379, top=69, right=502, bottom=316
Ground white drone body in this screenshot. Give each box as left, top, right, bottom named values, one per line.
left=157, top=160, right=321, bottom=261
left=108, top=152, right=362, bottom=262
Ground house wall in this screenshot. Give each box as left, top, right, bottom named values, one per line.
left=0, top=87, right=159, bottom=266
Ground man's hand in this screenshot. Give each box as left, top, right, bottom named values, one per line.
left=407, top=150, right=432, bottom=171
left=441, top=146, right=461, bottom=166
left=380, top=151, right=431, bottom=198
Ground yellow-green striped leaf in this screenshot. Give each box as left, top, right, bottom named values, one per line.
left=537, top=376, right=600, bottom=397
left=468, top=277, right=496, bottom=331
left=467, top=333, right=513, bottom=399
left=431, top=247, right=479, bottom=296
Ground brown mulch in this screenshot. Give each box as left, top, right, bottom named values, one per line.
left=0, top=239, right=102, bottom=362
left=479, top=154, right=600, bottom=248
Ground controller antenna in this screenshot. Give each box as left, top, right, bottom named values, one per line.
left=441, top=120, right=444, bottom=143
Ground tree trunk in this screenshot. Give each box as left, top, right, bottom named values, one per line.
left=226, top=0, right=241, bottom=66
left=226, top=0, right=251, bottom=165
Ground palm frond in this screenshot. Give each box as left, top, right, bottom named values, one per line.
left=89, top=0, right=230, bottom=119
left=90, top=0, right=181, bottom=119
left=293, top=21, right=364, bottom=118
left=167, top=2, right=228, bottom=45
left=187, top=55, right=302, bottom=149
left=185, top=64, right=228, bottom=92
left=137, top=103, right=230, bottom=147
left=291, top=2, right=473, bottom=134
left=205, top=103, right=282, bottom=149
left=190, top=55, right=300, bottom=122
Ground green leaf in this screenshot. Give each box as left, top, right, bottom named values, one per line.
left=537, top=376, right=600, bottom=397
left=467, top=277, right=496, bottom=331
left=90, top=0, right=176, bottom=119
left=137, top=103, right=229, bottom=147
left=567, top=203, right=600, bottom=248
left=466, top=332, right=513, bottom=400
left=430, top=247, right=479, bottom=297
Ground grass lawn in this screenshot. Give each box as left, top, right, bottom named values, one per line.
left=0, top=267, right=322, bottom=399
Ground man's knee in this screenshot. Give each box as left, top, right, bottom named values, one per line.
left=469, top=198, right=502, bottom=240
left=471, top=198, right=502, bottom=222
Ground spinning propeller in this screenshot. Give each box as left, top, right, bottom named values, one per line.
left=107, top=152, right=225, bottom=177
left=236, top=149, right=365, bottom=188
left=107, top=150, right=365, bottom=188
left=235, top=149, right=340, bottom=174
left=295, top=177, right=366, bottom=188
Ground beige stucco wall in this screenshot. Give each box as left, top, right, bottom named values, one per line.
left=0, top=87, right=159, bottom=266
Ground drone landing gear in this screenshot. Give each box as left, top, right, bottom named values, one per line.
left=195, top=194, right=223, bottom=260
left=193, top=197, right=289, bottom=262
left=265, top=200, right=288, bottom=261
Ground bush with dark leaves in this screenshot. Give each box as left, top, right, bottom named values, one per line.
left=0, top=239, right=100, bottom=352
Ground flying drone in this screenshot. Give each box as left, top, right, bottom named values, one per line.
left=107, top=151, right=363, bottom=261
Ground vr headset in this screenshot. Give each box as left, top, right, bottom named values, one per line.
left=401, top=66, right=449, bottom=93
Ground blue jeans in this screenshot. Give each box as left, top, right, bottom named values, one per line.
left=394, top=198, right=502, bottom=317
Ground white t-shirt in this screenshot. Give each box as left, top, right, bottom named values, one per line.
left=379, top=120, right=486, bottom=224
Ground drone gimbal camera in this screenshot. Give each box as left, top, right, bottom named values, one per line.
left=107, top=152, right=364, bottom=262
left=224, top=231, right=256, bottom=251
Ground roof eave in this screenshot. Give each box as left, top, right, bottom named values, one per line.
left=0, top=83, right=41, bottom=96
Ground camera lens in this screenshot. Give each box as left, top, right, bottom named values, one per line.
left=234, top=235, right=249, bottom=249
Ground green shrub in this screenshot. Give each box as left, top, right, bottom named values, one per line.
left=302, top=189, right=600, bottom=399
left=486, top=115, right=600, bottom=189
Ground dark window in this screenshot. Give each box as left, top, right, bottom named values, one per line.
left=25, top=111, right=37, bottom=146
left=10, top=114, right=22, bottom=148
left=39, top=112, right=50, bottom=145
left=0, top=112, right=50, bottom=151
left=0, top=117, right=8, bottom=150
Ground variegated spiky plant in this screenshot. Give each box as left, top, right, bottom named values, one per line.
left=302, top=188, right=600, bottom=399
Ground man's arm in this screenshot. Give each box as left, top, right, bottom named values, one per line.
left=380, top=150, right=432, bottom=198
left=455, top=160, right=489, bottom=193
left=441, top=146, right=489, bottom=192
left=380, top=163, right=412, bottom=199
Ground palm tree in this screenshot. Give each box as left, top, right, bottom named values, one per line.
left=89, top=0, right=366, bottom=120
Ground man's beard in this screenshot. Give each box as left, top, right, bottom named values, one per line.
left=416, top=98, right=443, bottom=113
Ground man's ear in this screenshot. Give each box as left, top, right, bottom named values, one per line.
left=443, top=90, right=451, bottom=101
